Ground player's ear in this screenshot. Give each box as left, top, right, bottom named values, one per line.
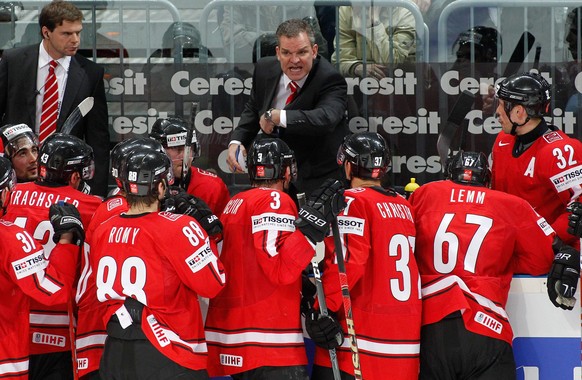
left=69, top=172, right=81, bottom=190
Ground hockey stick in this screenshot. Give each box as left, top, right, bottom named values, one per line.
left=331, top=219, right=363, bottom=379
left=297, top=193, right=342, bottom=380
left=436, top=90, right=475, bottom=171
left=60, top=97, right=94, bottom=135
left=181, top=102, right=199, bottom=190
left=502, top=31, right=536, bottom=78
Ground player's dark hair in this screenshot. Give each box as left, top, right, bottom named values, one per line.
left=39, top=0, right=83, bottom=33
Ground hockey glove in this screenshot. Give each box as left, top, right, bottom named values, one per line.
left=567, top=202, right=582, bottom=238
left=49, top=202, right=85, bottom=246
left=547, top=245, right=580, bottom=310
left=305, top=308, right=344, bottom=350
left=166, top=193, right=223, bottom=239
left=295, top=179, right=346, bottom=243
left=300, top=266, right=317, bottom=317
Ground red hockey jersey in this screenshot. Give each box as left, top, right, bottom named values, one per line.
left=187, top=166, right=230, bottom=215
left=75, top=195, right=128, bottom=376
left=3, top=182, right=101, bottom=355
left=89, top=211, right=225, bottom=370
left=316, top=187, right=422, bottom=380
left=205, top=187, right=315, bottom=377
left=491, top=127, right=582, bottom=246
left=409, top=180, right=554, bottom=345
left=0, top=219, right=77, bottom=379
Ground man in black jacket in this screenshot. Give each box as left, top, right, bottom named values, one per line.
left=226, top=18, right=348, bottom=197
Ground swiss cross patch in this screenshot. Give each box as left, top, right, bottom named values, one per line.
left=256, top=166, right=265, bottom=177
left=462, top=169, right=473, bottom=181
left=543, top=131, right=563, bottom=144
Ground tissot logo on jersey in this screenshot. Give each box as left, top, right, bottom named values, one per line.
left=550, top=165, right=582, bottom=192
left=537, top=217, right=555, bottom=236
left=337, top=216, right=365, bottom=236
left=251, top=212, right=295, bottom=233
left=186, top=241, right=214, bottom=273
left=12, top=250, right=47, bottom=279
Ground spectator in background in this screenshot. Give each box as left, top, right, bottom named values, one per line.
left=226, top=18, right=348, bottom=199
left=0, top=123, right=39, bottom=182
left=564, top=7, right=582, bottom=120
left=219, top=5, right=328, bottom=62
left=332, top=5, right=416, bottom=79
left=0, top=0, right=110, bottom=197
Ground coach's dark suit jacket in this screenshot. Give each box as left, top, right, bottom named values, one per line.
left=232, top=56, right=349, bottom=196
left=0, top=44, right=110, bottom=196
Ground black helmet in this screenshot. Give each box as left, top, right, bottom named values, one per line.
left=118, top=146, right=174, bottom=196
left=495, top=72, right=551, bottom=118
left=37, top=133, right=94, bottom=185
left=149, top=117, right=199, bottom=158
left=247, top=137, right=297, bottom=182
left=0, top=156, right=17, bottom=191
left=0, top=123, right=39, bottom=158
left=445, top=150, right=490, bottom=187
left=337, top=132, right=390, bottom=180
left=452, top=26, right=501, bottom=63
left=110, top=138, right=165, bottom=180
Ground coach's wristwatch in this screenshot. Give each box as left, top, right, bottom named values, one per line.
left=265, top=108, right=276, bottom=124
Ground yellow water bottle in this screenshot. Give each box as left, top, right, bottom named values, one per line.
left=404, top=178, right=420, bottom=199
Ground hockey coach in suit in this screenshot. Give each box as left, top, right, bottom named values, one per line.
left=227, top=18, right=349, bottom=197
left=0, top=1, right=109, bottom=197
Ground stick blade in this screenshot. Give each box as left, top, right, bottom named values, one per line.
left=60, top=97, right=95, bottom=135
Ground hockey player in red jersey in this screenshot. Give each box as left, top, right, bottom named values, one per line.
left=0, top=155, right=85, bottom=380
left=89, top=146, right=225, bottom=379
left=307, top=132, right=422, bottom=380
left=74, top=137, right=164, bottom=379
left=0, top=123, right=39, bottom=182
left=205, top=137, right=346, bottom=379
left=409, top=150, right=555, bottom=379
left=149, top=117, right=230, bottom=214
left=2, top=133, right=102, bottom=380
left=492, top=72, right=582, bottom=247
left=492, top=72, right=582, bottom=311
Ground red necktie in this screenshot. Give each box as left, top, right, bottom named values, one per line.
left=285, top=81, right=298, bottom=105
left=39, top=60, right=59, bottom=143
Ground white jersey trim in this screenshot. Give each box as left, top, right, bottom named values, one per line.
left=206, top=330, right=304, bottom=345
left=0, top=357, right=28, bottom=375
left=30, top=312, right=69, bottom=325
left=76, top=333, right=107, bottom=349
left=340, top=338, right=420, bottom=355
left=421, top=275, right=508, bottom=319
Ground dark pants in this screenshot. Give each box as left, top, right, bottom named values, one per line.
left=231, top=365, right=309, bottom=380
left=419, top=312, right=516, bottom=380
left=29, top=351, right=74, bottom=380
left=99, top=335, right=209, bottom=380
left=311, top=364, right=354, bottom=380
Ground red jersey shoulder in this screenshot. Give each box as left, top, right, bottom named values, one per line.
left=193, top=166, right=219, bottom=178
